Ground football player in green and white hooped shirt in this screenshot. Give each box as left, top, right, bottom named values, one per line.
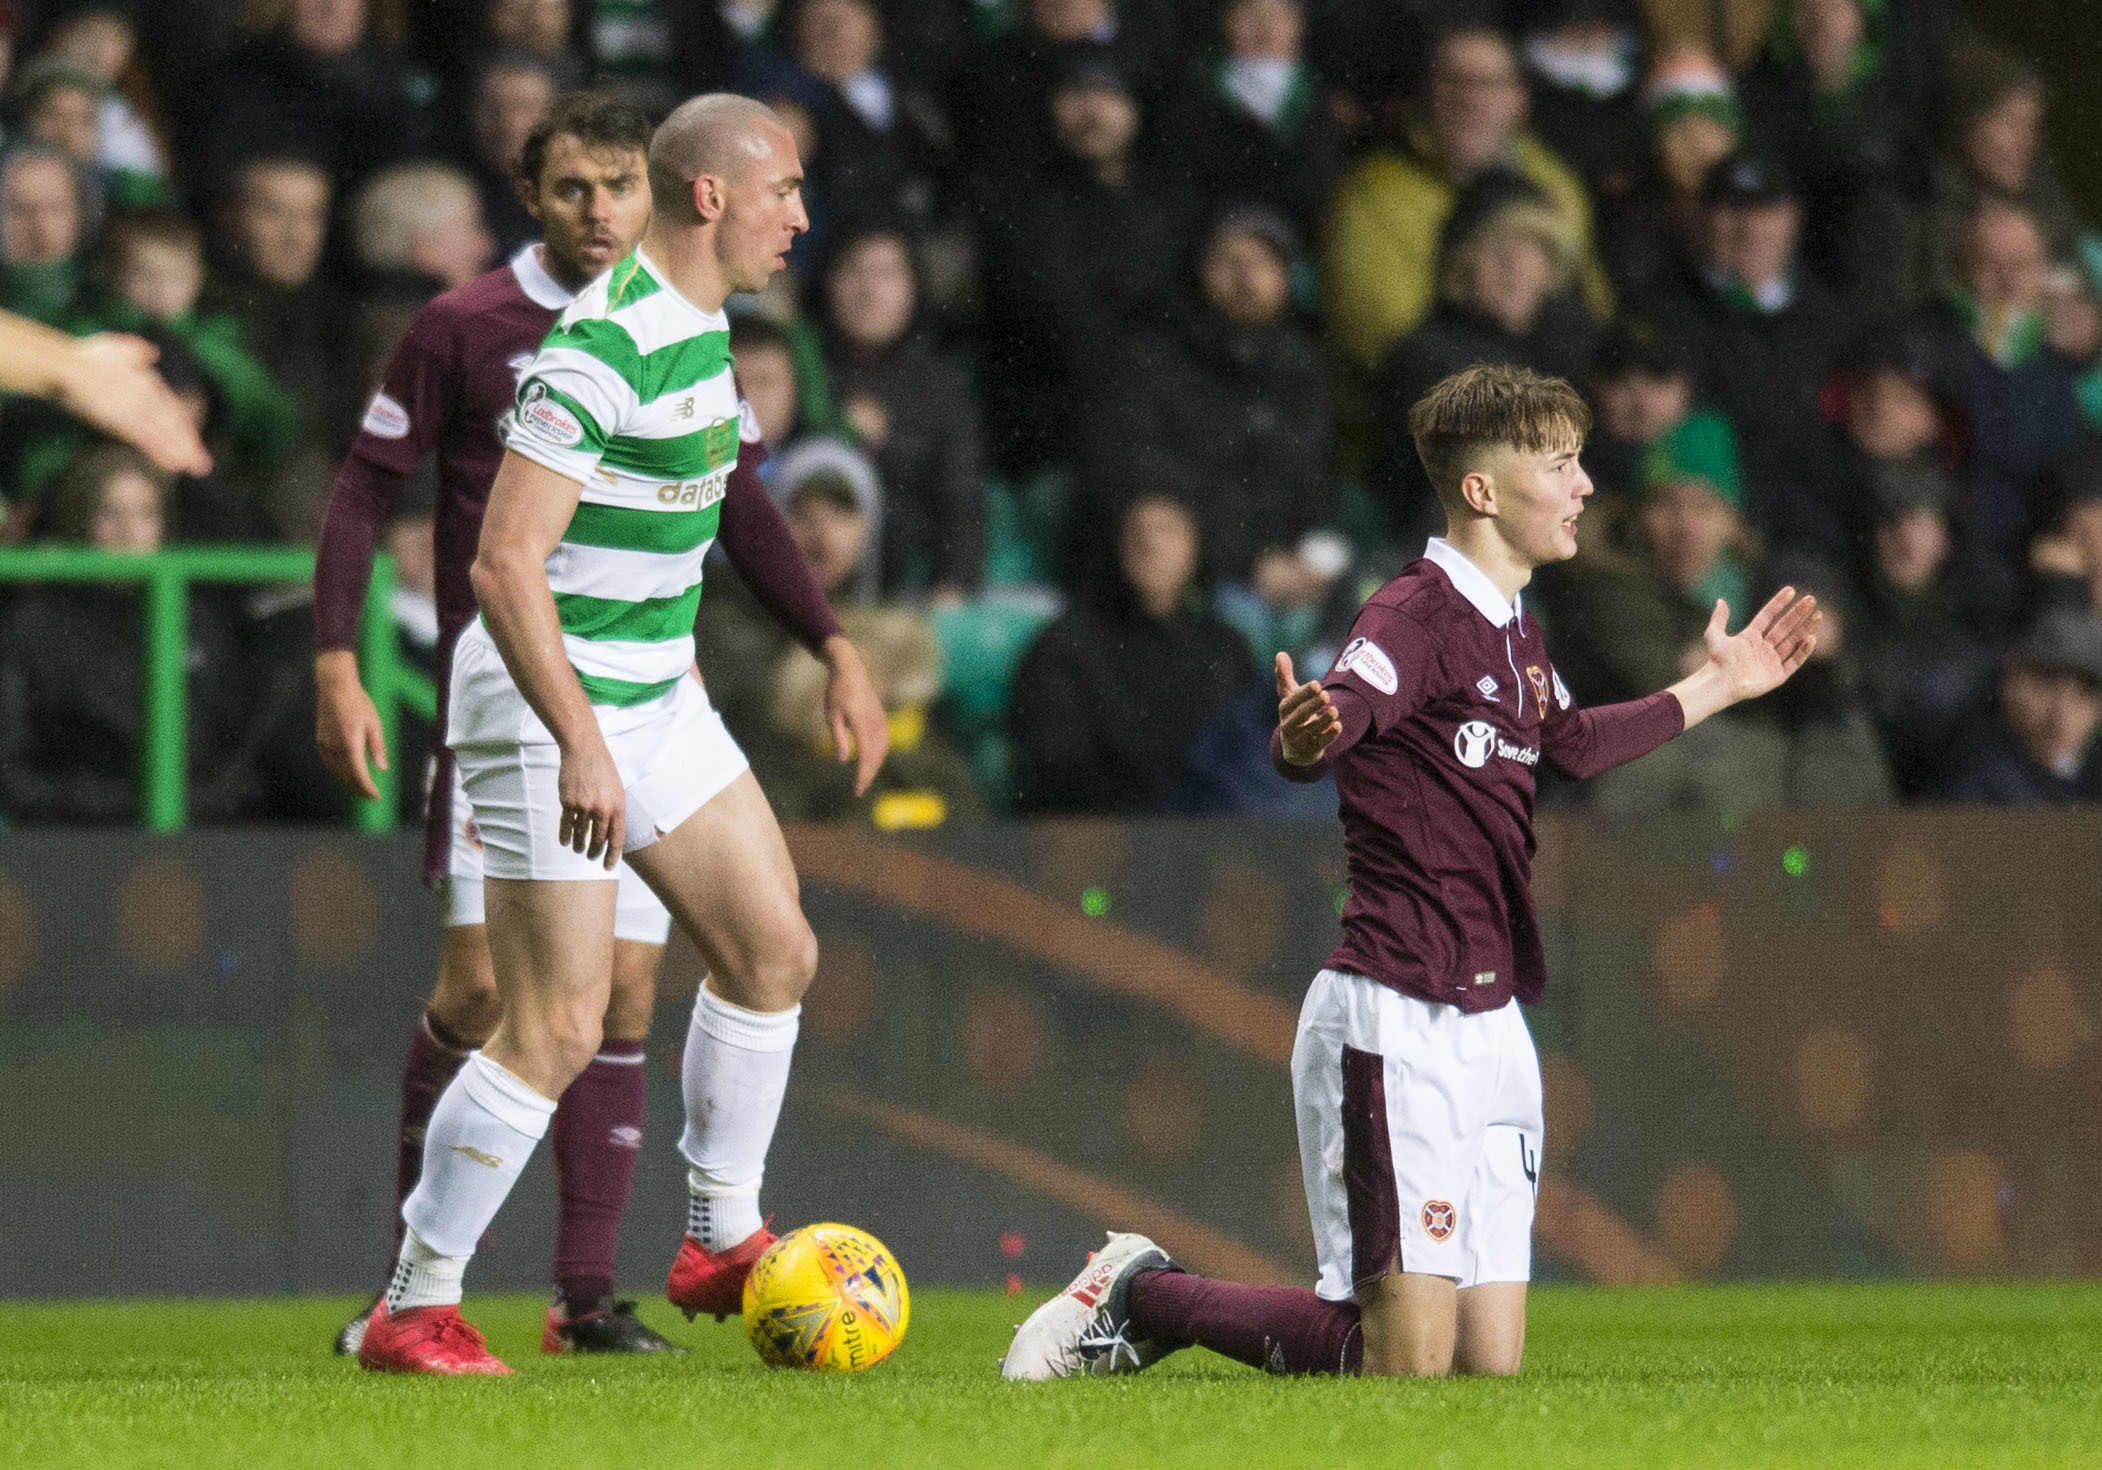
left=357, top=94, right=890, bottom=1377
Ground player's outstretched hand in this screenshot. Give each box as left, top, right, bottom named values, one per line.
left=558, top=736, right=626, bottom=868
left=1702, top=586, right=1820, bottom=702
left=55, top=333, right=213, bottom=477
left=314, top=650, right=388, bottom=802
left=1276, top=651, right=1343, bottom=766
left=822, top=634, right=889, bottom=796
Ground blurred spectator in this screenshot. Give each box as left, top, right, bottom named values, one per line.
left=581, top=0, right=678, bottom=109
left=737, top=0, right=943, bottom=268
left=482, top=0, right=586, bottom=87
left=186, top=0, right=434, bottom=201
left=1937, top=609, right=2102, bottom=804
left=1512, top=0, right=1648, bottom=204
left=1737, top=0, right=1902, bottom=290
left=1643, top=149, right=1851, bottom=545
left=343, top=161, right=494, bottom=449
left=1598, top=46, right=1741, bottom=295
left=0, top=144, right=85, bottom=325
left=1168, top=0, right=1340, bottom=239
left=7, top=56, right=168, bottom=210
left=817, top=219, right=984, bottom=599
left=1791, top=325, right=1944, bottom=570
left=72, top=209, right=298, bottom=500
left=1579, top=315, right=1693, bottom=499
left=978, top=47, right=1196, bottom=474
left=760, top=450, right=983, bottom=824
left=1919, top=201, right=2091, bottom=623
left=1746, top=556, right=1895, bottom=804
left=1574, top=418, right=1886, bottom=813
left=1324, top=23, right=1610, bottom=374
left=1081, top=204, right=1335, bottom=627
left=200, top=155, right=346, bottom=460
left=1008, top=492, right=1253, bottom=813
left=0, top=443, right=252, bottom=823
left=460, top=51, right=557, bottom=257
left=950, top=0, right=1163, bottom=197
left=1850, top=457, right=1994, bottom=797
left=1372, top=171, right=1595, bottom=533
left=1541, top=410, right=1753, bottom=707
left=2029, top=439, right=2102, bottom=620
left=1847, top=40, right=2085, bottom=321
left=34, top=6, right=173, bottom=193
left=730, top=311, right=837, bottom=469
left=695, top=441, right=877, bottom=740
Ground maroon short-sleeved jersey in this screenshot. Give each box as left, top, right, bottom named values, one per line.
left=1284, top=539, right=1683, bottom=1011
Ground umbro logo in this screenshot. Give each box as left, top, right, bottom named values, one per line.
left=1476, top=675, right=1499, bottom=697
left=450, top=1144, right=503, bottom=1168
left=609, top=1125, right=643, bottom=1149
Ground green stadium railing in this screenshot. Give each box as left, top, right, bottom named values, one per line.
left=0, top=545, right=435, bottom=832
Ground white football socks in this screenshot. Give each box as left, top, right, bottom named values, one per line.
left=679, top=982, right=800, bottom=1252
left=386, top=1228, right=466, bottom=1312
left=392, top=1050, right=557, bottom=1306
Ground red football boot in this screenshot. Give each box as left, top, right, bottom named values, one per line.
left=665, top=1226, right=776, bottom=1322
left=357, top=1301, right=512, bottom=1376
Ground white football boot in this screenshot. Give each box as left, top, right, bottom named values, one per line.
left=1001, top=1231, right=1177, bottom=1380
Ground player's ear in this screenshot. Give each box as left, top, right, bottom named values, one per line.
left=693, top=173, right=726, bottom=223
left=1458, top=468, right=1496, bottom=518
left=513, top=169, right=542, bottom=220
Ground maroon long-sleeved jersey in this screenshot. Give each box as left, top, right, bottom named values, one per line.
left=1275, top=538, right=1684, bottom=1011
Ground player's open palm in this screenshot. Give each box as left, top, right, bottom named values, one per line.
left=558, top=737, right=626, bottom=867
left=1276, top=652, right=1343, bottom=766
left=1703, top=587, right=1820, bottom=701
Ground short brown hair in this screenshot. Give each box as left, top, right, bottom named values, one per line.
left=1407, top=364, right=1591, bottom=503
left=516, top=90, right=654, bottom=191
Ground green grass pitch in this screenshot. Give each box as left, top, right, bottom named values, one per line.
left=4, top=1284, right=2099, bottom=1468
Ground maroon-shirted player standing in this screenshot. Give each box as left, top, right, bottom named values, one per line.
left=1004, top=365, right=1819, bottom=1381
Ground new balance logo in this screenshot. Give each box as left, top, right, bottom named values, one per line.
left=450, top=1144, right=503, bottom=1168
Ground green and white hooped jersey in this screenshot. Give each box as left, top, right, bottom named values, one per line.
left=502, top=249, right=759, bottom=708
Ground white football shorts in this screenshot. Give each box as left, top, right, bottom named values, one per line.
left=441, top=756, right=674, bottom=943
left=446, top=622, right=749, bottom=888
left=1293, top=969, right=1543, bottom=1298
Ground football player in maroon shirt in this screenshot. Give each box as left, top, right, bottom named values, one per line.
left=1004, top=364, right=1817, bottom=1381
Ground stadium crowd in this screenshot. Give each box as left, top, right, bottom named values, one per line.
left=0, top=0, right=2099, bottom=825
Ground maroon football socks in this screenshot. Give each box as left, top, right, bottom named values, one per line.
left=551, top=1039, right=647, bottom=1313
left=1127, top=1269, right=1364, bottom=1375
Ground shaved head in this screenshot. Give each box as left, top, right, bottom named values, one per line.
left=648, top=93, right=787, bottom=222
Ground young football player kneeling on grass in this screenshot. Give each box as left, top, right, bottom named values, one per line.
left=1003, top=364, right=1818, bottom=1380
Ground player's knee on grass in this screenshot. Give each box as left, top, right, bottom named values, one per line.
left=1454, top=1283, right=1526, bottom=1376
left=1358, top=1269, right=1459, bottom=1378
left=603, top=940, right=663, bottom=1040
left=432, top=925, right=503, bottom=1042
